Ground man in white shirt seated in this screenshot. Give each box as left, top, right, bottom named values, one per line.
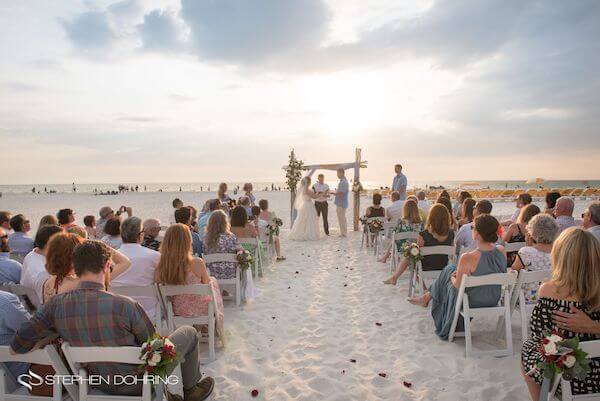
left=582, top=201, right=600, bottom=242
left=385, top=191, right=404, bottom=222
left=20, top=225, right=62, bottom=307
left=110, top=216, right=160, bottom=322
left=555, top=196, right=577, bottom=232
left=416, top=191, right=431, bottom=216
left=455, top=199, right=493, bottom=257
left=312, top=174, right=331, bottom=236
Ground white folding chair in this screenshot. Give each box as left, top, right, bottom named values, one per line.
left=504, top=241, right=527, bottom=254
left=360, top=217, right=385, bottom=252
left=390, top=231, right=419, bottom=274
left=510, top=269, right=552, bottom=342
left=0, top=345, right=76, bottom=401
left=408, top=245, right=455, bottom=297
left=257, top=228, right=274, bottom=264
left=375, top=222, right=396, bottom=258
left=60, top=343, right=164, bottom=401
left=157, top=284, right=217, bottom=362
left=7, top=284, right=40, bottom=313
left=237, top=237, right=262, bottom=278
left=448, top=272, right=517, bottom=357
left=203, top=253, right=241, bottom=306
left=108, top=285, right=166, bottom=334
left=545, top=340, right=600, bottom=401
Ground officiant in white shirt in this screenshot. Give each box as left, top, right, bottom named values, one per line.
left=313, top=174, right=330, bottom=236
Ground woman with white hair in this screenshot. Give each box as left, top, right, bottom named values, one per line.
left=512, top=213, right=559, bottom=303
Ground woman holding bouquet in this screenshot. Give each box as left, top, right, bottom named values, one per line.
left=258, top=199, right=285, bottom=261
left=521, top=228, right=600, bottom=400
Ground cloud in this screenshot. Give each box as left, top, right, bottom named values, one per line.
left=139, top=9, right=186, bottom=52
left=60, top=11, right=115, bottom=50
left=0, top=82, right=41, bottom=92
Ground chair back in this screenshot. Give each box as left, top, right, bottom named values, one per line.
left=420, top=245, right=455, bottom=258
left=203, top=253, right=237, bottom=264
left=8, top=284, right=39, bottom=312
left=504, top=242, right=526, bottom=253
left=108, top=284, right=163, bottom=328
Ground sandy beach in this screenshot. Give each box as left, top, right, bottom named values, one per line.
left=202, top=229, right=529, bottom=401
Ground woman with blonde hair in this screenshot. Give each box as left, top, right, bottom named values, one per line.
left=521, top=228, right=600, bottom=400
left=42, top=234, right=131, bottom=303
left=38, top=215, right=58, bottom=228
left=203, top=210, right=241, bottom=280
left=383, top=204, right=454, bottom=284
left=503, top=203, right=541, bottom=266
left=156, top=224, right=224, bottom=340
left=378, top=199, right=422, bottom=264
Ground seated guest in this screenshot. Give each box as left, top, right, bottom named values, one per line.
left=217, top=183, right=232, bottom=204
left=172, top=198, right=184, bottom=210
left=452, top=191, right=471, bottom=220
left=0, top=228, right=22, bottom=283
left=0, top=291, right=31, bottom=391
left=504, top=193, right=533, bottom=225
left=436, top=195, right=457, bottom=231
left=101, top=218, right=122, bottom=249
left=11, top=240, right=215, bottom=400
left=67, top=225, right=88, bottom=239
left=503, top=204, right=541, bottom=266
left=378, top=199, right=422, bottom=264
left=20, top=225, right=62, bottom=305
left=97, top=206, right=132, bottom=239
left=0, top=212, right=12, bottom=235
left=365, top=194, right=385, bottom=218
left=38, top=215, right=58, bottom=227
left=251, top=206, right=261, bottom=226
left=258, top=200, right=285, bottom=261
left=455, top=200, right=493, bottom=256
left=203, top=210, right=242, bottom=279
left=521, top=228, right=600, bottom=400
left=511, top=214, right=558, bottom=303
left=238, top=196, right=252, bottom=217
left=197, top=199, right=221, bottom=241
left=582, top=201, right=600, bottom=241
left=57, top=208, right=76, bottom=230
left=83, top=215, right=97, bottom=239
left=187, top=205, right=199, bottom=233
left=406, top=195, right=426, bottom=222
left=155, top=224, right=224, bottom=341
left=243, top=183, right=256, bottom=206
left=417, top=191, right=431, bottom=216
left=43, top=232, right=129, bottom=303
left=175, top=207, right=203, bottom=257
left=544, top=191, right=561, bottom=216
left=8, top=215, right=34, bottom=260
left=385, top=191, right=404, bottom=222
left=457, top=197, right=476, bottom=227
left=383, top=204, right=454, bottom=285
left=142, top=218, right=162, bottom=251
left=111, top=217, right=159, bottom=320
left=408, top=215, right=507, bottom=340
left=230, top=206, right=258, bottom=238
left=555, top=196, right=576, bottom=232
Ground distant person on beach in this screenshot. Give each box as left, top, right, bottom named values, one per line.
left=555, top=196, right=576, bottom=232
left=57, top=208, right=76, bottom=230
left=392, top=164, right=407, bottom=200
left=142, top=218, right=162, bottom=251
left=583, top=201, right=600, bottom=241
left=544, top=191, right=562, bottom=215
left=8, top=214, right=34, bottom=261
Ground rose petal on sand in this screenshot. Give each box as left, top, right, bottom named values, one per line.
left=350, top=359, right=356, bottom=363
left=378, top=373, right=387, bottom=378
left=251, top=389, right=259, bottom=397
left=344, top=284, right=348, bottom=287
left=403, top=381, right=412, bottom=388
left=375, top=322, right=382, bottom=326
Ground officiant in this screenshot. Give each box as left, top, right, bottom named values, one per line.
left=313, top=174, right=330, bottom=236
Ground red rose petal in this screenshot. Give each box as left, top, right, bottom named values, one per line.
left=375, top=322, right=382, bottom=326
left=378, top=373, right=387, bottom=378
left=350, top=359, right=357, bottom=363
left=251, top=389, right=259, bottom=397
left=403, top=381, right=412, bottom=388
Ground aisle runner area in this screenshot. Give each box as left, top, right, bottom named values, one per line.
left=203, top=231, right=528, bottom=401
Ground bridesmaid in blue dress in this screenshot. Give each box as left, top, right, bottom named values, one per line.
left=408, top=214, right=507, bottom=340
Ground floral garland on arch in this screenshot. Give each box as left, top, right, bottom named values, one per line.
left=285, top=149, right=305, bottom=193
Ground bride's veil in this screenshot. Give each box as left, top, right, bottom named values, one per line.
left=294, top=177, right=311, bottom=211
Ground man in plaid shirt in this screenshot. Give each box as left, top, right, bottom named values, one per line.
left=11, top=240, right=214, bottom=401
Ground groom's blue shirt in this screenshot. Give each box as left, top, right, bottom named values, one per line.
left=335, top=178, right=349, bottom=208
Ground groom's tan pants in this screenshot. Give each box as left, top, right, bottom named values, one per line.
left=336, top=206, right=348, bottom=236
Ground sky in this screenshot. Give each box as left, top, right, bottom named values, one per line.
left=1, top=0, right=599, bottom=185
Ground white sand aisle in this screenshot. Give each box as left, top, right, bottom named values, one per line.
left=203, top=231, right=529, bottom=401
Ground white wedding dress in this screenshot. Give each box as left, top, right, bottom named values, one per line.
left=289, top=182, right=321, bottom=241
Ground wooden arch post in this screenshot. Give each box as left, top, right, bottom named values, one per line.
left=353, top=148, right=361, bottom=231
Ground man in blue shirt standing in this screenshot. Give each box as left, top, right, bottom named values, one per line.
left=392, top=164, right=408, bottom=200
left=331, top=169, right=349, bottom=237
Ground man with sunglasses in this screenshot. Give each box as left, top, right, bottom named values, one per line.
left=582, top=201, right=600, bottom=242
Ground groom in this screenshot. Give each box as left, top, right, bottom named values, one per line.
left=312, top=174, right=330, bottom=236
left=331, top=169, right=349, bottom=237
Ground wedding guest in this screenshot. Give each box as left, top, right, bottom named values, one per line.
left=11, top=240, right=215, bottom=400
left=83, top=215, right=97, bottom=239
left=142, top=218, right=162, bottom=251
left=503, top=204, right=541, bottom=265
left=378, top=199, right=422, bottom=264
left=217, top=183, right=232, bottom=204
left=331, top=169, right=350, bottom=237
left=452, top=191, right=472, bottom=219
left=172, top=198, right=184, bottom=210
left=406, top=195, right=426, bottom=222
left=67, top=225, right=88, bottom=239
left=383, top=204, right=454, bottom=285
left=436, top=195, right=457, bottom=230
left=521, top=228, right=600, bottom=400
left=455, top=200, right=493, bottom=257
left=457, top=197, right=476, bottom=227
left=554, top=196, right=576, bottom=232
left=111, top=217, right=159, bottom=320
left=57, top=208, right=76, bottom=229
left=511, top=214, right=559, bottom=303
left=101, top=218, right=123, bottom=249
left=582, top=201, right=600, bottom=241
left=0, top=212, right=11, bottom=234
left=197, top=200, right=221, bottom=241
left=544, top=191, right=562, bottom=215
left=392, top=164, right=408, bottom=200
left=385, top=191, right=404, bottom=222
left=97, top=206, right=132, bottom=238
left=365, top=193, right=385, bottom=218
left=8, top=214, right=34, bottom=261
left=203, top=210, right=242, bottom=280
left=20, top=225, right=62, bottom=305
left=0, top=290, right=31, bottom=391
left=175, top=207, right=203, bottom=256
left=258, top=200, right=285, bottom=261
left=417, top=191, right=431, bottom=216
left=238, top=196, right=252, bottom=217
left=43, top=233, right=130, bottom=303
left=408, top=215, right=507, bottom=341
left=503, top=193, right=533, bottom=226
left=0, top=229, right=22, bottom=283
left=38, top=215, right=58, bottom=228
left=243, top=183, right=256, bottom=206
left=156, top=224, right=224, bottom=341
left=230, top=206, right=258, bottom=238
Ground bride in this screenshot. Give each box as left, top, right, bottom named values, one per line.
left=288, top=176, right=321, bottom=241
